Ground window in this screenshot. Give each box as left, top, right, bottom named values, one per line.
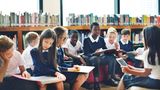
left=63, top=0, right=114, bottom=26
left=120, top=0, right=158, bottom=16
left=0, top=0, right=39, bottom=14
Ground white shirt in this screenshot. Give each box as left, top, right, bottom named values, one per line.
left=6, top=50, right=25, bottom=76
left=143, top=49, right=160, bottom=80
left=120, top=39, right=129, bottom=45
left=105, top=38, right=120, bottom=49
left=136, top=47, right=144, bottom=55
left=22, top=45, right=34, bottom=69
left=63, top=39, right=82, bottom=55
left=89, top=34, right=100, bottom=43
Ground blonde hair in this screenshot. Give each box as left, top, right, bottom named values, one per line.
left=107, top=27, right=118, bottom=36
left=0, top=35, right=14, bottom=52
left=25, top=32, right=39, bottom=44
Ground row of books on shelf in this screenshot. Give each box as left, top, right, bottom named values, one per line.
left=0, top=12, right=60, bottom=27
left=66, top=13, right=160, bottom=26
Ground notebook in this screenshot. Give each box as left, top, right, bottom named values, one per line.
left=67, top=66, right=95, bottom=74
left=13, top=75, right=62, bottom=85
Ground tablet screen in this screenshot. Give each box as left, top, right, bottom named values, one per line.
left=116, top=58, right=128, bottom=66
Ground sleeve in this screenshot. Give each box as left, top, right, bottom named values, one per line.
left=15, top=50, right=25, bottom=66
left=31, top=49, right=56, bottom=76
left=83, top=38, right=93, bottom=57
left=56, top=48, right=73, bottom=72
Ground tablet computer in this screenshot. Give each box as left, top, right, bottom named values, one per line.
left=116, top=58, right=128, bottom=66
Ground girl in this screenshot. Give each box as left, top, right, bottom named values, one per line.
left=0, top=35, right=14, bottom=82
left=117, top=25, right=160, bottom=90
left=0, top=35, right=31, bottom=90
left=105, top=27, right=119, bottom=50
left=54, top=26, right=88, bottom=90
left=30, top=29, right=65, bottom=90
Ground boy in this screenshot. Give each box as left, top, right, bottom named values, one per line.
left=83, top=22, right=118, bottom=89
left=22, top=32, right=39, bottom=75
left=63, top=30, right=86, bottom=65
left=119, top=29, right=142, bottom=68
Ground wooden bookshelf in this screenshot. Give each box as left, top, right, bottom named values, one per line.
left=0, top=25, right=147, bottom=52
left=65, top=25, right=147, bottom=30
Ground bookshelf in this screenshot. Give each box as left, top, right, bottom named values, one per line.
left=0, top=25, right=147, bottom=52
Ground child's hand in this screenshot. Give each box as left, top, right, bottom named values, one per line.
left=64, top=56, right=70, bottom=60
left=55, top=72, right=66, bottom=81
left=94, top=49, right=101, bottom=55
left=79, top=57, right=86, bottom=65
left=68, top=65, right=80, bottom=72
left=143, top=68, right=152, bottom=77
left=114, top=42, right=120, bottom=50
left=0, top=52, right=10, bottom=63
left=121, top=66, right=130, bottom=73
left=22, top=71, right=31, bottom=78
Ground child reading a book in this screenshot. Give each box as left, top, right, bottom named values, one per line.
left=0, top=35, right=14, bottom=82
left=54, top=26, right=88, bottom=90
left=83, top=22, right=118, bottom=89
left=105, top=27, right=120, bottom=50
left=117, top=25, right=160, bottom=90
left=22, top=32, right=39, bottom=75
left=0, top=35, right=32, bottom=90
left=119, top=29, right=142, bottom=68
left=63, top=30, right=86, bottom=65
left=30, top=29, right=65, bottom=90
left=104, top=27, right=122, bottom=80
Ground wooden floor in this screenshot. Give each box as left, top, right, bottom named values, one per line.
left=64, top=83, right=117, bottom=90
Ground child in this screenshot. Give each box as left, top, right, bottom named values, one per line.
left=54, top=26, right=88, bottom=90
left=6, top=50, right=30, bottom=77
left=63, top=30, right=86, bottom=65
left=117, top=25, right=160, bottom=90
left=104, top=27, right=122, bottom=79
left=105, top=27, right=120, bottom=50
left=119, top=29, right=133, bottom=52
left=0, top=35, right=14, bottom=82
left=0, top=35, right=31, bottom=90
left=83, top=22, right=118, bottom=89
left=22, top=32, right=39, bottom=75
left=30, top=29, right=65, bottom=90
left=119, top=29, right=142, bottom=67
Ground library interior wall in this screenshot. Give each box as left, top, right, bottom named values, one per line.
left=43, top=0, right=60, bottom=15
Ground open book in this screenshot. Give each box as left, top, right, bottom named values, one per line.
left=92, top=49, right=117, bottom=55
left=13, top=75, right=62, bottom=85
left=67, top=66, right=94, bottom=74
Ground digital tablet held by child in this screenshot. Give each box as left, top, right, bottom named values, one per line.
left=116, top=58, right=128, bottom=66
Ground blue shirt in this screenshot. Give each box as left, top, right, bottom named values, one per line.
left=30, top=48, right=57, bottom=76
left=83, top=36, right=107, bottom=57
left=119, top=40, right=134, bottom=52
left=57, top=48, right=72, bottom=71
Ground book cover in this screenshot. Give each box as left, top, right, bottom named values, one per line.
left=13, top=75, right=62, bottom=85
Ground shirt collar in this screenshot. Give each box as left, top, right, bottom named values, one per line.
left=89, top=34, right=100, bottom=43
left=42, top=49, right=49, bottom=52
left=120, top=39, right=129, bottom=45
